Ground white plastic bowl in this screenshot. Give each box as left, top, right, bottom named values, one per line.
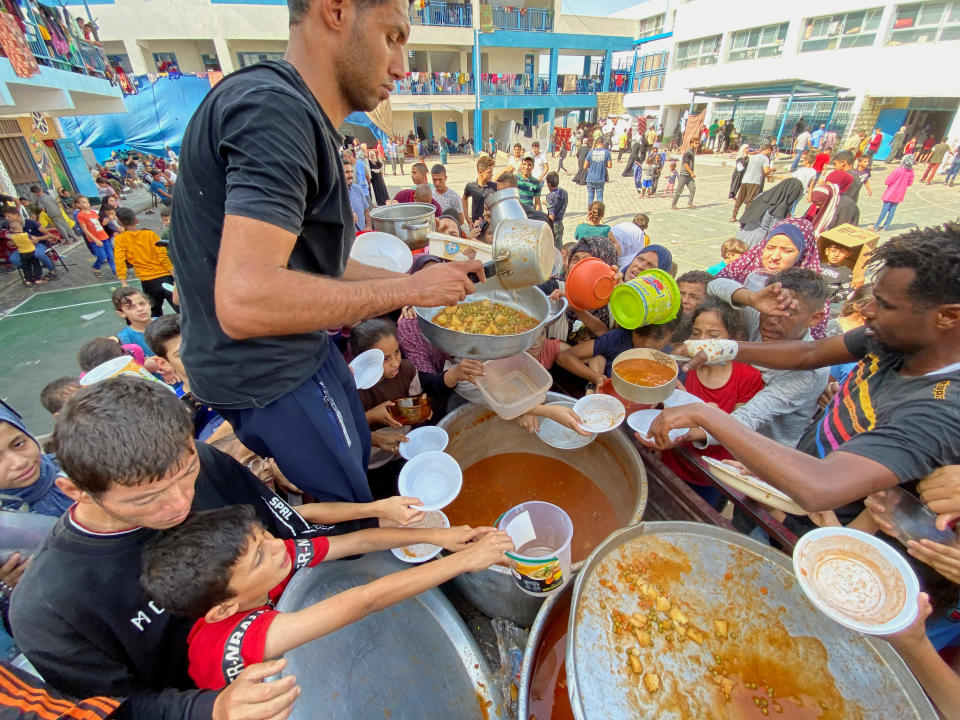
left=399, top=426, right=449, bottom=461
left=391, top=510, right=450, bottom=564
left=793, top=527, right=920, bottom=636
left=348, top=349, right=384, bottom=390
left=572, top=394, right=625, bottom=433
left=398, top=451, right=462, bottom=511
left=350, top=231, right=414, bottom=273
left=662, top=388, right=705, bottom=408
left=626, top=409, right=687, bottom=442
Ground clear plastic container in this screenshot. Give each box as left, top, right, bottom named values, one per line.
left=498, top=501, right=573, bottom=597
left=475, top=352, right=552, bottom=420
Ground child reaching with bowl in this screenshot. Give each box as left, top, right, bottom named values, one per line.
left=140, top=504, right=513, bottom=690
left=350, top=319, right=483, bottom=497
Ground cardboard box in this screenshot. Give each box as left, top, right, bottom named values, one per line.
left=818, top=223, right=879, bottom=288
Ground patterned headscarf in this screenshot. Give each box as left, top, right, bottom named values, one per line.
left=570, top=236, right=617, bottom=267
left=803, top=183, right=841, bottom=236
left=901, top=154, right=916, bottom=168
left=719, top=218, right=830, bottom=339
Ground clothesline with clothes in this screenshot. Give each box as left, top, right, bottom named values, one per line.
left=394, top=71, right=473, bottom=96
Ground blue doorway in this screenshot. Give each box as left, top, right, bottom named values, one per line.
left=445, top=121, right=458, bottom=144
left=876, top=108, right=909, bottom=161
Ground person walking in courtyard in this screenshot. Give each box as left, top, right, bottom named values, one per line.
left=583, top=137, right=611, bottom=204
left=731, top=144, right=774, bottom=222
left=869, top=155, right=915, bottom=231
left=921, top=137, right=950, bottom=184
left=671, top=138, right=699, bottom=210
left=886, top=126, right=906, bottom=162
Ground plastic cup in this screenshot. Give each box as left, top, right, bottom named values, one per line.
left=79, top=355, right=166, bottom=387
left=608, top=268, right=681, bottom=329
left=498, top=501, right=573, bottom=597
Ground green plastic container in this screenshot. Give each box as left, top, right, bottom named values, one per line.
left=608, top=269, right=682, bottom=329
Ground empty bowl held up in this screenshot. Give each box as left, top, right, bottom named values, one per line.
left=349, top=231, right=414, bottom=273
left=398, top=451, right=463, bottom=512
left=572, top=394, right=625, bottom=433
left=348, top=349, right=385, bottom=390
left=388, top=395, right=432, bottom=425
left=399, top=426, right=449, bottom=461
left=564, top=256, right=617, bottom=311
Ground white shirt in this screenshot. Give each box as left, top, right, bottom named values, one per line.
left=792, top=166, right=816, bottom=190
left=795, top=131, right=811, bottom=151
left=532, top=152, right=547, bottom=180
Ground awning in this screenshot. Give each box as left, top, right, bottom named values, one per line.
left=686, top=79, right=850, bottom=102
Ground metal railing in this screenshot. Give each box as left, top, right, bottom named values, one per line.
left=394, top=73, right=474, bottom=95
left=556, top=74, right=603, bottom=94
left=19, top=14, right=108, bottom=79
left=409, top=1, right=473, bottom=27
left=480, top=72, right=551, bottom=95
left=489, top=5, right=553, bottom=31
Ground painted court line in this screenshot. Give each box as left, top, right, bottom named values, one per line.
left=30, top=280, right=121, bottom=295
left=4, top=298, right=113, bottom=317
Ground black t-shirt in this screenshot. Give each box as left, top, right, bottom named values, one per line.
left=820, top=264, right=853, bottom=304
left=10, top=443, right=320, bottom=720
left=680, top=149, right=695, bottom=175
left=170, top=60, right=353, bottom=409
left=463, top=180, right=497, bottom=223
left=797, top=327, right=960, bottom=481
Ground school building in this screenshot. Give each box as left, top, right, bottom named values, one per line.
left=616, top=0, right=960, bottom=154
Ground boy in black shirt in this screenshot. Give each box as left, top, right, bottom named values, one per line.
left=462, top=155, right=497, bottom=226
left=11, top=377, right=364, bottom=720
left=544, top=171, right=567, bottom=248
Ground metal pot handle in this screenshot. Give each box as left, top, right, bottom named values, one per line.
left=402, top=220, right=431, bottom=231
left=544, top=295, right=569, bottom=326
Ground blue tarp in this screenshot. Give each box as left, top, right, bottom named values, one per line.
left=343, top=111, right=388, bottom=145
left=59, top=74, right=213, bottom=161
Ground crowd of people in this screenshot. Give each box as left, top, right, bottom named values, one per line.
left=1, top=0, right=960, bottom=718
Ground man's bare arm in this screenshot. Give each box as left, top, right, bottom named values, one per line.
left=651, top=403, right=898, bottom=511
left=214, top=215, right=481, bottom=339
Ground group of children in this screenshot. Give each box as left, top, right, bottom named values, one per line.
left=633, top=148, right=678, bottom=198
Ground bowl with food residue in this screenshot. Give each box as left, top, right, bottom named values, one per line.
left=610, top=349, right=678, bottom=405
left=793, top=527, right=920, bottom=635
left=572, top=394, right=625, bottom=434
left=391, top=510, right=450, bottom=564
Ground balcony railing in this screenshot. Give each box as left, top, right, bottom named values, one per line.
left=19, top=16, right=108, bottom=79
left=480, top=72, right=551, bottom=95
left=556, top=74, right=603, bottom=94
left=394, top=73, right=474, bottom=95
left=489, top=5, right=553, bottom=31
left=410, top=1, right=473, bottom=27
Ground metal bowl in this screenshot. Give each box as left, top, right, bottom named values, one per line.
left=609, top=348, right=678, bottom=406
left=277, top=551, right=507, bottom=719
left=369, top=202, right=436, bottom=250
left=567, top=522, right=936, bottom=720
left=414, top=279, right=568, bottom=361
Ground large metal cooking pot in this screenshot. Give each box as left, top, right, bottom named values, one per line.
left=414, top=278, right=567, bottom=361
left=474, top=218, right=555, bottom=289
left=484, top=187, right=527, bottom=227
left=369, top=202, right=435, bottom=250
left=277, top=551, right=507, bottom=719
left=517, top=581, right=573, bottom=720
left=567, top=522, right=936, bottom=720
left=438, top=392, right=647, bottom=627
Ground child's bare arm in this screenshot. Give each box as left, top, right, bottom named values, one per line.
left=324, top=525, right=493, bottom=561
left=556, top=340, right=604, bottom=384
left=298, top=497, right=425, bottom=527
left=261, top=532, right=513, bottom=658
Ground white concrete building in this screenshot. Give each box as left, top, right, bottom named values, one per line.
left=617, top=0, right=960, bottom=151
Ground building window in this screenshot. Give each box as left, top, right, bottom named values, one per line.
left=152, top=52, right=179, bottom=72
left=237, top=51, right=286, bottom=68
left=200, top=53, right=221, bottom=72
left=106, top=53, right=133, bottom=74
left=636, top=13, right=664, bottom=39
left=888, top=1, right=960, bottom=44
left=633, top=51, right=667, bottom=92
left=673, top=34, right=721, bottom=69
left=800, top=8, right=884, bottom=52
left=727, top=22, right=789, bottom=61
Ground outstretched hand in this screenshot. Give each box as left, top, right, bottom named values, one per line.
left=747, top=283, right=799, bottom=317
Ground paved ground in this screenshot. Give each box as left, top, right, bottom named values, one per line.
left=2, top=155, right=957, bottom=435
left=383, top=150, right=960, bottom=273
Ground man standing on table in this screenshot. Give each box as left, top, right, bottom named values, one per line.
left=170, top=0, right=481, bottom=505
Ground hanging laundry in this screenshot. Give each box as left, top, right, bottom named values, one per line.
left=0, top=12, right=39, bottom=78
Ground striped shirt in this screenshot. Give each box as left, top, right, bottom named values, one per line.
left=516, top=175, right=542, bottom=209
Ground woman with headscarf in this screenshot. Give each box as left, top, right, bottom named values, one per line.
left=618, top=243, right=673, bottom=282
left=0, top=404, right=70, bottom=516
left=870, top=155, right=916, bottom=231
left=563, top=235, right=618, bottom=341
left=735, top=178, right=804, bottom=248
left=720, top=217, right=829, bottom=339
left=728, top=144, right=749, bottom=199
left=368, top=149, right=389, bottom=206
left=803, top=183, right=860, bottom=235
left=572, top=133, right=592, bottom=186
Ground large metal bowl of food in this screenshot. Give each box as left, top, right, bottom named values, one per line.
left=414, top=279, right=567, bottom=361
left=566, top=522, right=936, bottom=720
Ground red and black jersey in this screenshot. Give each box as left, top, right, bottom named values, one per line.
left=186, top=536, right=329, bottom=690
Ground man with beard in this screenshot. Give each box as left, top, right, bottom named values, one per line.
left=170, top=0, right=481, bottom=506
left=651, top=226, right=960, bottom=522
